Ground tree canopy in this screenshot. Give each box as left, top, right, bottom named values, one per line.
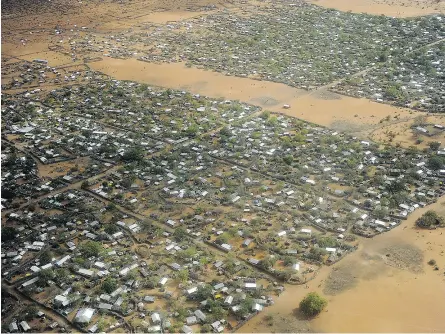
left=299, top=292, right=327, bottom=317
left=2, top=226, right=17, bottom=242
left=79, top=240, right=103, bottom=257
left=428, top=156, right=444, bottom=170
left=416, top=210, right=444, bottom=229
left=102, top=277, right=118, bottom=294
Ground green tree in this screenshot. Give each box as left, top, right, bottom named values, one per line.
left=307, top=247, right=327, bottom=262
left=102, top=277, right=118, bottom=294
left=219, top=126, right=231, bottom=137
left=283, top=256, right=296, bottom=266
left=428, top=156, right=444, bottom=170
left=260, top=111, right=270, bottom=119
left=177, top=270, right=189, bottom=283
left=201, top=324, right=212, bottom=333
left=237, top=297, right=253, bottom=319
left=429, top=141, right=441, bottom=151
left=2, top=226, right=17, bottom=242
left=259, top=256, right=275, bottom=270
left=215, top=233, right=229, bottom=245
left=79, top=241, right=103, bottom=257
left=178, top=246, right=197, bottom=260
left=39, top=268, right=55, bottom=285
left=299, top=292, right=327, bottom=317
left=122, top=148, right=144, bottom=162
left=196, top=285, right=213, bottom=300
left=23, top=304, right=39, bottom=320
left=416, top=210, right=444, bottom=229
left=104, top=224, right=119, bottom=235
left=316, top=236, right=338, bottom=248
left=186, top=124, right=199, bottom=137
left=54, top=268, right=70, bottom=284
left=372, top=206, right=388, bottom=219
left=283, top=155, right=293, bottom=165
left=173, top=226, right=187, bottom=242
left=40, top=250, right=53, bottom=265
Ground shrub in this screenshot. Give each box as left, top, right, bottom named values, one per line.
left=429, top=141, right=441, bottom=151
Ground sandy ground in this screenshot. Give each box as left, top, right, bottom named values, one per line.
left=90, top=58, right=417, bottom=132
left=368, top=114, right=445, bottom=149
left=238, top=197, right=445, bottom=333
left=310, top=0, right=445, bottom=17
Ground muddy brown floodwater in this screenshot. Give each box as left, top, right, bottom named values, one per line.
left=90, top=58, right=417, bottom=132
left=238, top=197, right=445, bottom=333
left=310, top=0, right=445, bottom=17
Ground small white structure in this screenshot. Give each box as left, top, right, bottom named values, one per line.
left=75, top=308, right=95, bottom=324
left=245, top=282, right=257, bottom=290
left=151, top=312, right=161, bottom=324
left=20, top=321, right=31, bottom=332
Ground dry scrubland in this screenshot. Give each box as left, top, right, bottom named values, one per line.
left=2, top=0, right=445, bottom=333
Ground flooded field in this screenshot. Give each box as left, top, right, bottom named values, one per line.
left=310, top=0, right=445, bottom=17
left=90, top=58, right=417, bottom=133
left=238, top=197, right=445, bottom=333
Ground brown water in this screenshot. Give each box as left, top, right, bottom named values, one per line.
left=90, top=58, right=416, bottom=130
left=310, top=0, right=445, bottom=17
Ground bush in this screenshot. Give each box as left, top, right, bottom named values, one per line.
left=429, top=141, right=441, bottom=151
left=316, top=236, right=338, bottom=248
left=173, top=226, right=187, bottom=242
left=416, top=210, right=444, bottom=229
left=299, top=292, right=327, bottom=317
left=428, top=259, right=436, bottom=266
left=40, top=250, right=53, bottom=265
left=102, top=277, right=118, bottom=294
left=122, top=148, right=143, bottom=162
left=104, top=224, right=119, bottom=235
left=2, top=226, right=17, bottom=242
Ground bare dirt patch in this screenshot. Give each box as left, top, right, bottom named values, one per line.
left=381, top=243, right=424, bottom=273
left=255, top=314, right=313, bottom=333
left=369, top=114, right=445, bottom=149
left=323, top=263, right=359, bottom=295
